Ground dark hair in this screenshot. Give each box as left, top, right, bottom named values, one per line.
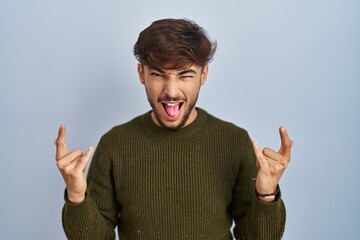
left=133, top=18, right=216, bottom=69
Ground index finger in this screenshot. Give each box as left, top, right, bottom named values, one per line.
left=278, top=126, right=294, bottom=159
left=55, top=124, right=68, bottom=159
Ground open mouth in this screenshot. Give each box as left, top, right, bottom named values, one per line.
left=162, top=102, right=183, bottom=120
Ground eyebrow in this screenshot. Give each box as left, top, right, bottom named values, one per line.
left=177, top=69, right=197, bottom=75
left=148, top=67, right=197, bottom=76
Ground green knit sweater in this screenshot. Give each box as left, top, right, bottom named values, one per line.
left=62, top=108, right=286, bottom=239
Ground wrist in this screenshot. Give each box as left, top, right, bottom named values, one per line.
left=257, top=194, right=276, bottom=202
left=67, top=190, right=86, bottom=204
left=255, top=184, right=280, bottom=202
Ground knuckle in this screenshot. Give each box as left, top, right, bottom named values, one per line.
left=69, top=171, right=80, bottom=179
left=274, top=165, right=281, bottom=172
left=56, top=161, right=64, bottom=170
left=63, top=167, right=72, bottom=175
left=280, top=159, right=288, bottom=168
left=69, top=171, right=76, bottom=178
left=73, top=148, right=83, bottom=155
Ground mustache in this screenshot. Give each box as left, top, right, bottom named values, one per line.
left=157, top=94, right=186, bottom=102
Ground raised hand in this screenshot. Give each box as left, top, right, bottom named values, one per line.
left=252, top=126, right=294, bottom=202
left=54, top=124, right=93, bottom=204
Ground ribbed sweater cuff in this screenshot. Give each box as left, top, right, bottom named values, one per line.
left=63, top=189, right=92, bottom=217
left=252, top=190, right=284, bottom=217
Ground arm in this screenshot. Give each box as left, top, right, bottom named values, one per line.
left=55, top=125, right=118, bottom=239
left=231, top=127, right=293, bottom=239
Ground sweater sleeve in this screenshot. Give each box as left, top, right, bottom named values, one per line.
left=62, top=139, right=119, bottom=240
left=231, top=131, right=286, bottom=240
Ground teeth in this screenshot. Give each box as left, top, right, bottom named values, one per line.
left=166, top=103, right=177, bottom=106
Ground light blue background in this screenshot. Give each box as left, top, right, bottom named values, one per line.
left=1, top=0, right=359, bottom=239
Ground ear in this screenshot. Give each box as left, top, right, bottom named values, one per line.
left=137, top=63, right=145, bottom=85
left=200, top=64, right=209, bottom=86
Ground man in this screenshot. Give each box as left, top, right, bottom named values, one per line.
left=55, top=18, right=293, bottom=239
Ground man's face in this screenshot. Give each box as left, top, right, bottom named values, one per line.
left=138, top=63, right=208, bottom=130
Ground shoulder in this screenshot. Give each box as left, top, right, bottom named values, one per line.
left=202, top=109, right=251, bottom=140
left=98, top=112, right=149, bottom=146
left=200, top=109, right=254, bottom=162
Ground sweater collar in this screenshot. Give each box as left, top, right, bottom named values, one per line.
left=140, top=107, right=208, bottom=139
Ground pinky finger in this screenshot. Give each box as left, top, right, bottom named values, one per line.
left=252, top=141, right=267, bottom=168
left=75, top=146, right=94, bottom=173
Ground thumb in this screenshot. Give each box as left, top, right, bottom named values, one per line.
left=278, top=126, right=293, bottom=159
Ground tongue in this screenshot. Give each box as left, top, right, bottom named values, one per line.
left=164, top=104, right=180, bottom=118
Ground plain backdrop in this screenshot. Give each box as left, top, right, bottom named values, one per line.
left=0, top=0, right=359, bottom=239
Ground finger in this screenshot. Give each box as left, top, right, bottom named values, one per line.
left=263, top=147, right=283, bottom=162
left=61, top=156, right=82, bottom=175
left=56, top=148, right=83, bottom=170
left=278, top=126, right=294, bottom=159
left=263, top=147, right=289, bottom=169
left=75, top=146, right=94, bottom=173
left=55, top=124, right=69, bottom=159
left=252, top=141, right=268, bottom=169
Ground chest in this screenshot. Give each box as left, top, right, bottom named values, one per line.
left=113, top=138, right=240, bottom=208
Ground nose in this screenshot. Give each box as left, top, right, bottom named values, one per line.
left=163, top=75, right=179, bottom=98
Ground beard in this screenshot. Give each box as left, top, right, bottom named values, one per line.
left=147, top=90, right=200, bottom=131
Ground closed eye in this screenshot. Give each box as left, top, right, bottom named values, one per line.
left=179, top=75, right=194, bottom=79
